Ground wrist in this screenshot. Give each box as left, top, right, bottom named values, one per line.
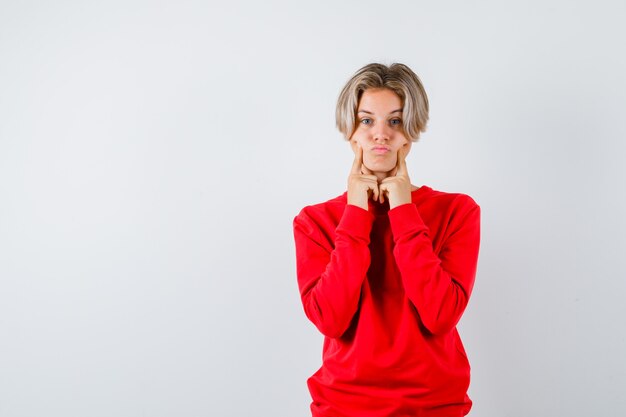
left=347, top=195, right=369, bottom=211
left=389, top=195, right=411, bottom=209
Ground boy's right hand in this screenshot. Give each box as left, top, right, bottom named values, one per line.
left=347, top=144, right=379, bottom=211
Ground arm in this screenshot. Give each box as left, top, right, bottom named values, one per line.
left=293, top=205, right=374, bottom=338
left=389, top=198, right=481, bottom=335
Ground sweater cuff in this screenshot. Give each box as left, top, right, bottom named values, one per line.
left=388, top=203, right=429, bottom=240
left=337, top=204, right=375, bottom=241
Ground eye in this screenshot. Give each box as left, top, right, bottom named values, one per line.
left=389, top=118, right=402, bottom=126
left=360, top=118, right=372, bottom=125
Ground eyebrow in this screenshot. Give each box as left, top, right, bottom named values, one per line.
left=357, top=109, right=403, bottom=115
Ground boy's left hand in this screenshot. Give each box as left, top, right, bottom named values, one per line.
left=379, top=145, right=412, bottom=209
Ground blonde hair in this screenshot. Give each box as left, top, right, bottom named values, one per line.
left=336, top=63, right=429, bottom=142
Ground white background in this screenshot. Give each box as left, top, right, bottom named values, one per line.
left=1, top=1, right=625, bottom=416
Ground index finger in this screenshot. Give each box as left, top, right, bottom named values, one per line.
left=396, top=145, right=408, bottom=176
left=351, top=143, right=363, bottom=175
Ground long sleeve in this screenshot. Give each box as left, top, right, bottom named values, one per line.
left=293, top=204, right=374, bottom=338
left=388, top=197, right=481, bottom=335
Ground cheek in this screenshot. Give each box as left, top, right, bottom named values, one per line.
left=396, top=142, right=411, bottom=151
left=351, top=134, right=366, bottom=145
left=350, top=135, right=367, bottom=151
left=397, top=136, right=411, bottom=149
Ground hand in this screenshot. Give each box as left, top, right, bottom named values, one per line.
left=347, top=144, right=380, bottom=210
left=379, top=146, right=412, bottom=209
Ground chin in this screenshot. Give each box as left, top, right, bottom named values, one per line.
left=364, top=159, right=396, bottom=174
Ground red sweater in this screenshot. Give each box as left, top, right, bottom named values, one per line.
left=293, top=185, right=481, bottom=417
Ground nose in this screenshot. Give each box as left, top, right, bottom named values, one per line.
left=372, top=123, right=391, bottom=142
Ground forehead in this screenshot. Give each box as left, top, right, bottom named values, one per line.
left=357, top=88, right=403, bottom=112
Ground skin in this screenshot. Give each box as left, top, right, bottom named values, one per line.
left=347, top=88, right=418, bottom=210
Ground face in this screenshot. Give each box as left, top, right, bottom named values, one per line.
left=350, top=88, right=411, bottom=175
